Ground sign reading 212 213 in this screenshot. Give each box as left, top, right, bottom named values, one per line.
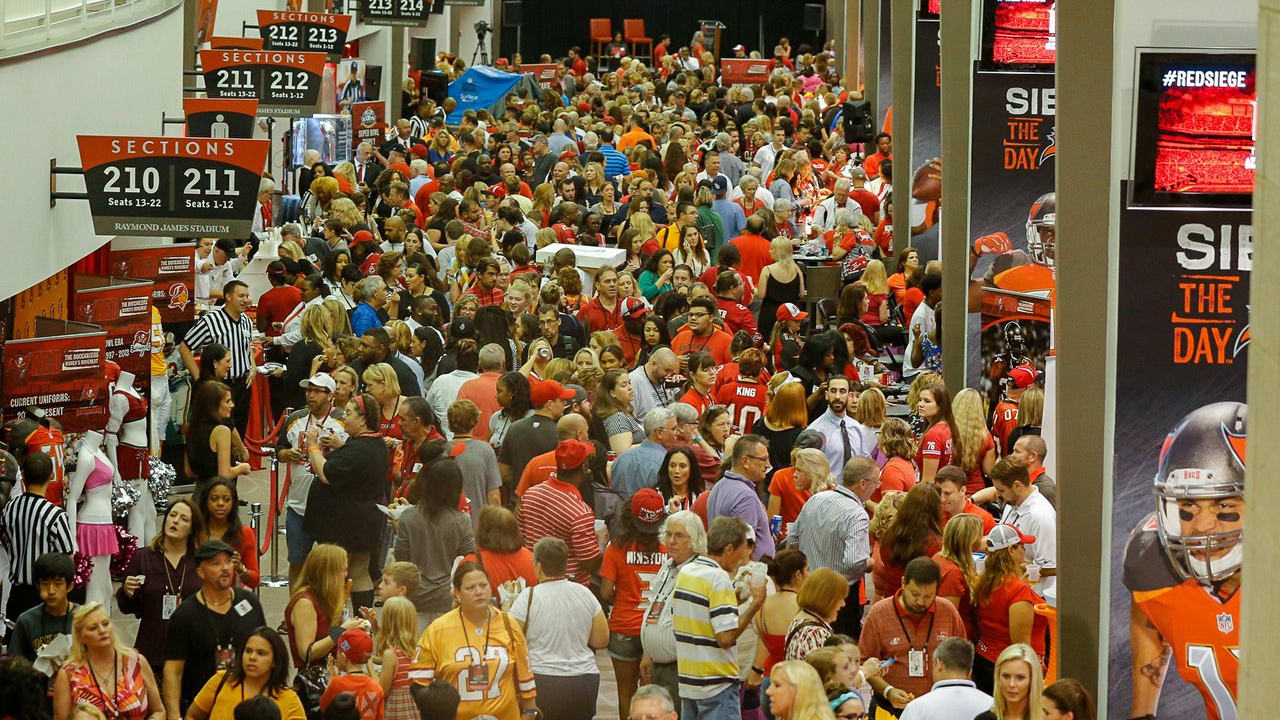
left=199, top=49, right=326, bottom=116
left=76, top=136, right=269, bottom=238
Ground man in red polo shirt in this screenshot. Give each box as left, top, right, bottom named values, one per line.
left=516, top=438, right=602, bottom=585
left=467, top=258, right=505, bottom=307
left=859, top=558, right=966, bottom=714
left=729, top=215, right=772, bottom=284
left=937, top=466, right=996, bottom=533
left=672, top=297, right=734, bottom=366
left=578, top=266, right=623, bottom=333
left=516, top=412, right=590, bottom=496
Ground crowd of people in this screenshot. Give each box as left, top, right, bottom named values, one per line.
left=0, top=25, right=1087, bottom=720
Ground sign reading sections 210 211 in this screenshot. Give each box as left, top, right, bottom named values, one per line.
left=360, top=0, right=428, bottom=27
left=199, top=50, right=326, bottom=116
left=76, top=136, right=269, bottom=238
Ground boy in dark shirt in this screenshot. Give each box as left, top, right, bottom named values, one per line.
left=6, top=552, right=76, bottom=664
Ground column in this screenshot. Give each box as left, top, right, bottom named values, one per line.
left=889, top=0, right=915, bottom=255
left=862, top=0, right=879, bottom=111
left=938, top=0, right=973, bottom=392
left=1241, top=1, right=1280, bottom=715
left=1053, top=0, right=1114, bottom=691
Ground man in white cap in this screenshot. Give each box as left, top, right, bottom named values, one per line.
left=276, top=373, right=348, bottom=583
left=733, top=44, right=746, bottom=58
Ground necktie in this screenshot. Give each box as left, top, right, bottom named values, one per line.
left=840, top=419, right=853, bottom=470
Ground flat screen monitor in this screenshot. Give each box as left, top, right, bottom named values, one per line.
left=979, top=0, right=1055, bottom=70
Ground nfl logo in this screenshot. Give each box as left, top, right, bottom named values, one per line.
left=1217, top=612, right=1234, bottom=634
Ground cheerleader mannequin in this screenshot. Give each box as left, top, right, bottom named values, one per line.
left=107, top=370, right=156, bottom=544
left=65, top=430, right=118, bottom=608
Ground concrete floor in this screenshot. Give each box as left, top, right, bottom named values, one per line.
left=112, top=467, right=623, bottom=720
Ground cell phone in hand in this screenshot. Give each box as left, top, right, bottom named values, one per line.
left=880, top=657, right=897, bottom=667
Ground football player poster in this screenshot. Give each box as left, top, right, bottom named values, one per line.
left=909, top=14, right=942, bottom=261
left=966, top=69, right=1056, bottom=400
left=1107, top=190, right=1251, bottom=720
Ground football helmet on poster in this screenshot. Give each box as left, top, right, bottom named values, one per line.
left=1153, top=401, right=1246, bottom=583
left=1025, top=192, right=1056, bottom=266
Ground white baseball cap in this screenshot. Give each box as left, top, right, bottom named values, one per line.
left=985, top=523, right=1036, bottom=552
left=299, top=373, right=336, bottom=392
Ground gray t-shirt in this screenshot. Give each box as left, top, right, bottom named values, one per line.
left=498, top=414, right=559, bottom=478
left=394, top=506, right=475, bottom=614
left=454, top=438, right=503, bottom=523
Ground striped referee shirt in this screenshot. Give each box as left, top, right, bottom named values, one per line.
left=790, top=485, right=870, bottom=583
left=182, top=306, right=255, bottom=379
left=1, top=493, right=74, bottom=586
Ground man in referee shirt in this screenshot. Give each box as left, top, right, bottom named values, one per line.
left=179, top=279, right=256, bottom=435
left=1, top=451, right=74, bottom=623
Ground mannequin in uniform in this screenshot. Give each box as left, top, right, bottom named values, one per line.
left=108, top=370, right=156, bottom=544
left=66, top=430, right=118, bottom=608
left=150, top=307, right=172, bottom=455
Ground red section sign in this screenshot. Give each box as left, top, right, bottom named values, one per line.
left=109, top=246, right=197, bottom=323
left=520, top=63, right=559, bottom=86
left=182, top=98, right=260, bottom=138
left=73, top=277, right=154, bottom=375
left=257, top=10, right=351, bottom=56
left=351, top=100, right=386, bottom=147
left=77, top=136, right=269, bottom=237
left=2, top=320, right=108, bottom=432
left=720, top=59, right=770, bottom=85
left=200, top=49, right=327, bottom=117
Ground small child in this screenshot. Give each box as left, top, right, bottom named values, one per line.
left=361, top=562, right=421, bottom=634
left=373, top=597, right=420, bottom=720
left=8, top=552, right=77, bottom=664
left=320, top=628, right=385, bottom=720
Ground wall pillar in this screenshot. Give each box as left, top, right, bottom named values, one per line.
left=889, top=0, right=914, bottom=255
left=861, top=0, right=879, bottom=107
left=939, top=0, right=973, bottom=392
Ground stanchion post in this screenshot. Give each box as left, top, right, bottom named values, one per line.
left=249, top=501, right=263, bottom=596
left=261, top=453, right=290, bottom=588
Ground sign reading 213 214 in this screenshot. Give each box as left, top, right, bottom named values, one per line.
left=360, top=0, right=429, bottom=27
left=76, top=136, right=269, bottom=238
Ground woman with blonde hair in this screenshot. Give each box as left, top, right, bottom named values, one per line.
left=285, top=303, right=333, bottom=411
left=758, top=236, right=805, bottom=342
left=285, top=543, right=362, bottom=667
left=858, top=259, right=891, bottom=325
left=875, top=417, right=917, bottom=501
left=531, top=183, right=555, bottom=227
left=376, top=596, right=421, bottom=720
left=305, top=175, right=340, bottom=223
left=362, top=362, right=408, bottom=442
left=628, top=212, right=658, bottom=251
left=534, top=226, right=558, bottom=249
left=766, top=660, right=837, bottom=720
left=429, top=130, right=454, bottom=164
left=767, top=445, right=831, bottom=531
left=784, top=568, right=849, bottom=660
left=323, top=296, right=353, bottom=335
left=331, top=161, right=358, bottom=193
left=973, top=526, right=1047, bottom=694
left=328, top=197, right=364, bottom=231
left=953, top=387, right=998, bottom=494
left=905, top=371, right=942, bottom=437
left=933, top=513, right=983, bottom=640
left=855, top=386, right=886, bottom=433
left=53, top=602, right=162, bottom=720
left=1006, top=386, right=1045, bottom=452
left=871, top=483, right=942, bottom=602
left=975, top=643, right=1045, bottom=720
left=582, top=162, right=609, bottom=205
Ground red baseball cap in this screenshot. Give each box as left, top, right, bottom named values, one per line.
left=531, top=379, right=575, bottom=407
left=621, top=296, right=648, bottom=320
left=350, top=230, right=374, bottom=247
left=985, top=524, right=1036, bottom=552
left=555, top=439, right=594, bottom=471
left=410, top=144, right=429, bottom=156
left=776, top=302, right=808, bottom=322
left=1009, top=364, right=1041, bottom=389
left=630, top=489, right=667, bottom=533
left=337, top=627, right=373, bottom=664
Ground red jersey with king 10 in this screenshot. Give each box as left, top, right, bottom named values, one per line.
left=713, top=379, right=768, bottom=434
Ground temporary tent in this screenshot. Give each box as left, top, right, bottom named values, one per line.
left=447, top=66, right=542, bottom=124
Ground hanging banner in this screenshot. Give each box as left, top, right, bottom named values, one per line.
left=968, top=68, right=1056, bottom=404
left=2, top=319, right=108, bottom=432
left=359, top=0, right=430, bottom=27
left=73, top=276, right=154, bottom=375
left=183, top=98, right=260, bottom=139
left=77, top=136, right=269, bottom=238
left=909, top=15, right=942, bottom=261
left=109, top=245, right=196, bottom=323
left=720, top=59, right=771, bottom=86
left=199, top=49, right=327, bottom=117
left=257, top=10, right=351, bottom=58
left=1106, top=185, right=1249, bottom=720
left=350, top=100, right=386, bottom=148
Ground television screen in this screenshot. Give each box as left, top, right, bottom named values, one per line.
left=979, top=0, right=1055, bottom=69
left=1130, top=49, right=1256, bottom=208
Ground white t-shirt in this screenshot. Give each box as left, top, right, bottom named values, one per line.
left=999, top=487, right=1057, bottom=596
left=510, top=578, right=602, bottom=676
left=904, top=301, right=936, bottom=377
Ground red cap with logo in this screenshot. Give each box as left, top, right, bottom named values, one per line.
left=1009, top=364, right=1041, bottom=389
left=630, top=488, right=667, bottom=533
left=531, top=379, right=576, bottom=407
left=555, top=439, right=595, bottom=471
left=776, top=302, right=809, bottom=322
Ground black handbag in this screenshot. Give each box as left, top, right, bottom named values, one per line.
left=293, top=639, right=328, bottom=720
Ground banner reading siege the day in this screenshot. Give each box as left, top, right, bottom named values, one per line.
left=968, top=68, right=1056, bottom=401
left=1106, top=187, right=1250, bottom=720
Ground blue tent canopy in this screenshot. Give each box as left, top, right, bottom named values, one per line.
left=447, top=66, right=542, bottom=124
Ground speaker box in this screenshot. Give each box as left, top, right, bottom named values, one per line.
left=804, top=3, right=824, bottom=31
left=502, top=0, right=522, bottom=26
left=841, top=100, right=874, bottom=144
left=419, top=71, right=449, bottom=105
left=411, top=38, right=437, bottom=71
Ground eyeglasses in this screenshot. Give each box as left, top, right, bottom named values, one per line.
left=747, top=454, right=770, bottom=464
left=835, top=713, right=867, bottom=720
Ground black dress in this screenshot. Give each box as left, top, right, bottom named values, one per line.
left=304, top=434, right=390, bottom=554
left=759, top=268, right=803, bottom=346
left=186, top=424, right=220, bottom=486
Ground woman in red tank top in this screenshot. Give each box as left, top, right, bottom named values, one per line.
left=751, top=549, right=808, bottom=715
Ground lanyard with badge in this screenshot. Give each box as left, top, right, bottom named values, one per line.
left=646, top=556, right=691, bottom=625
left=161, top=558, right=188, bottom=620
left=204, top=591, right=253, bottom=670
left=458, top=608, right=492, bottom=692
left=894, top=602, right=935, bottom=678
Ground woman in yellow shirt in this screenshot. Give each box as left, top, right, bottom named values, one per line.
left=186, top=627, right=306, bottom=720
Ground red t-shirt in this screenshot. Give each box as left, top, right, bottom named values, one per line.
left=962, top=432, right=995, bottom=494
left=903, top=287, right=925, bottom=326
left=256, top=285, right=302, bottom=336
left=767, top=468, right=811, bottom=526
left=916, top=423, right=953, bottom=471
left=991, top=400, right=1020, bottom=456
left=551, top=222, right=578, bottom=244
left=713, top=378, right=768, bottom=434
left=863, top=292, right=889, bottom=325
left=467, top=285, right=505, bottom=307
left=730, top=234, right=774, bottom=284
left=467, top=548, right=537, bottom=602
left=932, top=552, right=977, bottom=641
left=679, top=387, right=713, bottom=417
left=699, top=266, right=755, bottom=306
left=941, top=501, right=997, bottom=534
left=975, top=576, right=1047, bottom=662
left=578, top=296, right=622, bottom=333
left=600, top=541, right=666, bottom=635
left=874, top=457, right=917, bottom=502
left=516, top=449, right=557, bottom=496
left=321, top=673, right=385, bottom=720
left=713, top=362, right=771, bottom=394
left=850, top=188, right=881, bottom=219
left=672, top=329, right=734, bottom=365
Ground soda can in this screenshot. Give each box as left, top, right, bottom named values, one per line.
left=770, top=515, right=783, bottom=536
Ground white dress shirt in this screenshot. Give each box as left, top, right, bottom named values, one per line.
left=999, top=486, right=1057, bottom=596
left=806, top=410, right=877, bottom=478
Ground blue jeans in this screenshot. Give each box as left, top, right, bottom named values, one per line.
left=285, top=508, right=314, bottom=565
left=681, top=682, right=741, bottom=720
